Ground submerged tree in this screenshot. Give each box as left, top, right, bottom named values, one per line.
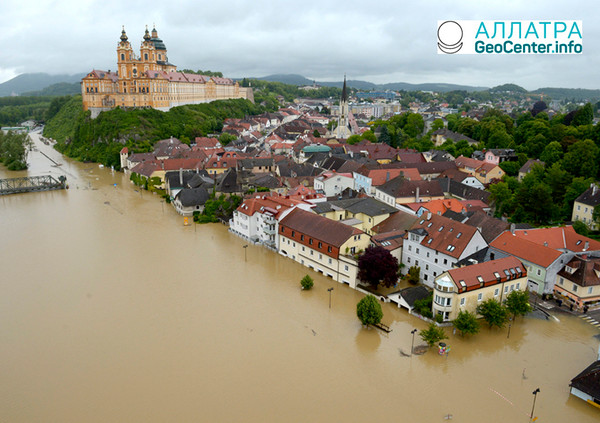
left=420, top=323, right=447, bottom=347
left=300, top=274, right=314, bottom=290
left=452, top=310, right=480, bottom=336
left=356, top=295, right=383, bottom=327
left=504, top=290, right=532, bottom=320
left=476, top=298, right=509, bottom=328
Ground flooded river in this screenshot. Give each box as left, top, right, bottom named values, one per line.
left=1, top=134, right=599, bottom=422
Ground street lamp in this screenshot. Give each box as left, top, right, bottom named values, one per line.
left=327, top=287, right=334, bottom=309
left=530, top=388, right=540, bottom=421
left=243, top=244, right=248, bottom=262
left=410, top=328, right=418, bottom=356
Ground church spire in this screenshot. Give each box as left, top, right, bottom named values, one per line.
left=120, top=26, right=128, bottom=42
left=143, top=25, right=151, bottom=41
left=342, top=73, right=347, bottom=102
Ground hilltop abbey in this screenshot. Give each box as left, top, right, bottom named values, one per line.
left=81, top=26, right=253, bottom=117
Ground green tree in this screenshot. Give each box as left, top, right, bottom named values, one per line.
left=357, top=245, right=399, bottom=289
left=413, top=293, right=433, bottom=318
left=0, top=131, right=29, bottom=170
left=504, top=290, right=532, bottom=320
left=356, top=295, right=383, bottom=327
left=419, top=323, right=447, bottom=347
left=300, top=274, right=314, bottom=290
left=405, top=265, right=421, bottom=284
left=540, top=141, right=563, bottom=167
left=476, top=298, right=509, bottom=328
left=452, top=310, right=480, bottom=336
left=562, top=139, right=599, bottom=179
left=431, top=118, right=445, bottom=132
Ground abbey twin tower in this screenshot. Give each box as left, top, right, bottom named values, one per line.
left=81, top=26, right=253, bottom=117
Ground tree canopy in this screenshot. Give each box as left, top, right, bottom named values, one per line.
left=357, top=245, right=399, bottom=289
left=476, top=298, right=509, bottom=328
left=420, top=323, right=447, bottom=347
left=356, top=295, right=383, bottom=327
left=504, top=290, right=532, bottom=319
left=452, top=310, right=480, bottom=336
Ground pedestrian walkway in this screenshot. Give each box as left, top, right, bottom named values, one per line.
left=580, top=314, right=600, bottom=329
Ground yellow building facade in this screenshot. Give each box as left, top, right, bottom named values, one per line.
left=81, top=26, right=253, bottom=117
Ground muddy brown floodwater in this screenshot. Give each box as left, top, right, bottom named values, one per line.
left=1, top=134, right=599, bottom=422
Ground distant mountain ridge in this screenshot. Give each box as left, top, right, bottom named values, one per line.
left=2, top=72, right=600, bottom=101
left=253, top=74, right=490, bottom=92
left=0, top=73, right=84, bottom=96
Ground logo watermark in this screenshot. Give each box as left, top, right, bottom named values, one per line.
left=437, top=20, right=583, bottom=54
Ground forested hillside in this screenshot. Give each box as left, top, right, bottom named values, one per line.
left=44, top=97, right=263, bottom=169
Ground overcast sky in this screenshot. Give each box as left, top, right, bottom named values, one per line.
left=1, top=0, right=596, bottom=90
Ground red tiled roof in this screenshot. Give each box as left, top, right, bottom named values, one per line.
left=446, top=256, right=526, bottom=292
left=409, top=214, right=479, bottom=258
left=512, top=226, right=600, bottom=253
left=490, top=231, right=563, bottom=267
left=368, top=168, right=421, bottom=185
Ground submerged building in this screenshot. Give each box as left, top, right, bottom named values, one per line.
left=81, top=26, right=253, bottom=117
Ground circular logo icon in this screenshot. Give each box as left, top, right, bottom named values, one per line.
left=438, top=21, right=463, bottom=54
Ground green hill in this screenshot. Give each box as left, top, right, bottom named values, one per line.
left=23, top=82, right=81, bottom=96
left=44, top=97, right=263, bottom=169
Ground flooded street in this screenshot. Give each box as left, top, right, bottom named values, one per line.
left=1, top=135, right=599, bottom=422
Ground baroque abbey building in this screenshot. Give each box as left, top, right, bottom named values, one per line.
left=81, top=26, right=253, bottom=117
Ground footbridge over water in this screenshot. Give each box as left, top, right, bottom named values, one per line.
left=0, top=175, right=67, bottom=195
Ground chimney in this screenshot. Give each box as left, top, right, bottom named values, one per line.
left=584, top=241, right=589, bottom=251
left=427, top=212, right=432, bottom=221
left=510, top=223, right=515, bottom=235
left=592, top=183, right=597, bottom=196
left=416, top=186, right=420, bottom=203
left=179, top=168, right=183, bottom=185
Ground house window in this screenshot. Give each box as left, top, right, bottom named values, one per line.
left=291, top=231, right=295, bottom=237
left=460, top=298, right=465, bottom=306
left=588, top=287, right=593, bottom=294
left=434, top=258, right=438, bottom=264
left=559, top=277, right=564, bottom=285
left=318, top=242, right=322, bottom=249
left=415, top=260, right=419, bottom=266
left=416, top=248, right=420, bottom=254
left=328, top=246, right=332, bottom=253
left=407, top=257, right=411, bottom=263
left=301, top=235, right=304, bottom=241
left=344, top=265, right=349, bottom=271
left=408, top=245, right=412, bottom=251
left=427, top=252, right=430, bottom=258
left=516, top=283, right=520, bottom=290
left=302, top=246, right=305, bottom=252
left=494, top=288, right=499, bottom=297
left=319, top=254, right=322, bottom=260
left=573, top=284, right=578, bottom=292
left=329, top=258, right=332, bottom=265
left=537, top=269, right=541, bottom=276
left=424, top=275, right=428, bottom=281
left=310, top=250, right=313, bottom=256
left=504, top=286, right=508, bottom=293
left=477, top=293, right=483, bottom=301
left=443, top=259, right=448, bottom=265
left=309, top=239, right=313, bottom=245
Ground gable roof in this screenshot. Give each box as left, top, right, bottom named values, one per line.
left=175, top=187, right=210, bottom=207
left=372, top=210, right=419, bottom=234
left=408, top=214, right=480, bottom=258
left=368, top=168, right=421, bottom=186
left=575, top=184, right=600, bottom=207
left=570, top=360, right=600, bottom=399
left=279, top=208, right=363, bottom=247
left=378, top=177, right=444, bottom=199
